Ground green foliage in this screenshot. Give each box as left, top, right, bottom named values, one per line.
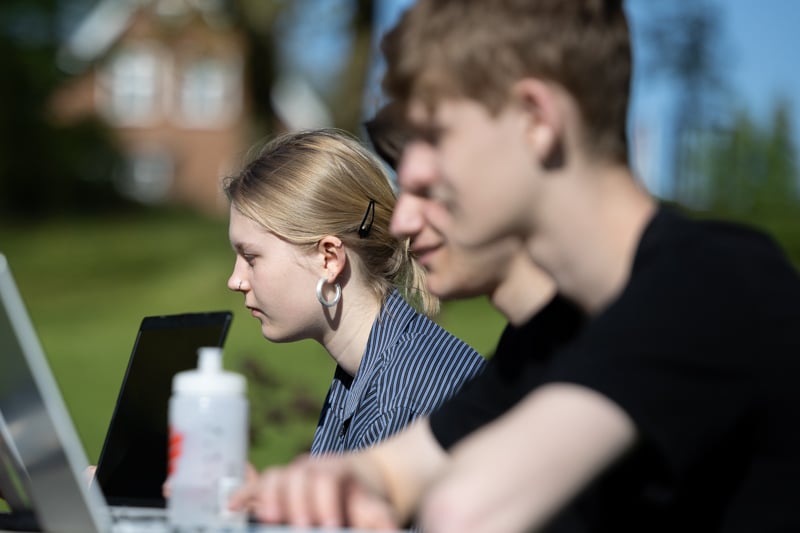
left=0, top=208, right=505, bottom=468
left=693, top=100, right=800, bottom=265
left=0, top=0, right=129, bottom=218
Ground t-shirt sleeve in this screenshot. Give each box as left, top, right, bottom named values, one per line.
left=541, top=252, right=759, bottom=484
left=429, top=345, right=519, bottom=450
left=430, top=296, right=584, bottom=450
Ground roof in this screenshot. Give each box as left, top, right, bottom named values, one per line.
left=57, top=0, right=231, bottom=73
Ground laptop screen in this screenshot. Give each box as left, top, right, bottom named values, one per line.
left=95, top=311, right=233, bottom=508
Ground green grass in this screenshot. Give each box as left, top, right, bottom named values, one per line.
left=0, top=209, right=506, bottom=469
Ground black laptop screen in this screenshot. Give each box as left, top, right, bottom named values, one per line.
left=95, top=311, right=232, bottom=508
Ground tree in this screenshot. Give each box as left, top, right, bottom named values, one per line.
left=233, top=0, right=373, bottom=135
left=642, top=0, right=730, bottom=204
left=0, top=0, right=127, bottom=218
left=699, top=100, right=800, bottom=263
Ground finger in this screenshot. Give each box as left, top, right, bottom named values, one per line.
left=308, top=462, right=345, bottom=528
left=228, top=474, right=255, bottom=511
left=345, top=480, right=399, bottom=530
left=229, top=462, right=262, bottom=511
left=284, top=460, right=312, bottom=526
left=253, top=466, right=288, bottom=524
left=244, top=463, right=259, bottom=484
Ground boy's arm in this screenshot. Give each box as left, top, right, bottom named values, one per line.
left=361, top=417, right=448, bottom=524
left=419, top=383, right=636, bottom=533
left=231, top=417, right=448, bottom=529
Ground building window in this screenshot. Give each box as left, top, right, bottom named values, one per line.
left=176, top=57, right=241, bottom=128
left=115, top=147, right=174, bottom=204
left=98, top=45, right=165, bottom=126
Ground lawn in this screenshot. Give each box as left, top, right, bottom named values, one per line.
left=0, top=208, right=506, bottom=469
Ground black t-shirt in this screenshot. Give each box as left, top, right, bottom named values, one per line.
left=541, top=207, right=800, bottom=531
left=434, top=207, right=800, bottom=531
left=430, top=295, right=584, bottom=449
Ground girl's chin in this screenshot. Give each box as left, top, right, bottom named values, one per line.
left=260, top=327, right=297, bottom=344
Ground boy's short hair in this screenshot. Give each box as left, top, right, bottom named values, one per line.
left=381, top=0, right=632, bottom=163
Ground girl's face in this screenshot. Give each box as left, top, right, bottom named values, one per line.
left=227, top=206, right=324, bottom=343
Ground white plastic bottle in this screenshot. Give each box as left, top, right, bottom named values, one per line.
left=167, top=346, right=248, bottom=531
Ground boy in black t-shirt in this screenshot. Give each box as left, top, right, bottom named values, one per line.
left=380, top=2, right=800, bottom=532
left=232, top=1, right=800, bottom=531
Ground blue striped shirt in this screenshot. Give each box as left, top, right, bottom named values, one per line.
left=310, top=289, right=486, bottom=455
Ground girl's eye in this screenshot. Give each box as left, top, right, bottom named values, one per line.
left=242, top=254, right=256, bottom=266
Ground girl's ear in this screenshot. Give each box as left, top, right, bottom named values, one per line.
left=317, top=235, right=347, bottom=281
left=512, top=78, right=563, bottom=164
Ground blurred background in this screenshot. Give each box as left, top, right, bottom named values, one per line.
left=1, top=0, right=798, bottom=469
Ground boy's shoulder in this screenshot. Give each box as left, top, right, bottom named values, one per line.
left=638, top=206, right=796, bottom=278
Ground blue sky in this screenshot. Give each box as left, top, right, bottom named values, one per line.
left=716, top=0, right=798, bottom=121
left=282, top=0, right=800, bottom=198
left=624, top=0, right=800, bottom=196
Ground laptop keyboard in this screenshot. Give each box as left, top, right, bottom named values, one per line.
left=110, top=506, right=169, bottom=533
left=112, top=518, right=169, bottom=533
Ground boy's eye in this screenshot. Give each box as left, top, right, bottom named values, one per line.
left=419, top=127, right=441, bottom=145
left=409, top=124, right=443, bottom=146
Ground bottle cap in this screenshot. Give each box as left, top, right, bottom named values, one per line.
left=172, top=347, right=246, bottom=395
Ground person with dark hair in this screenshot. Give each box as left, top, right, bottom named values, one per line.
left=363, top=100, right=408, bottom=172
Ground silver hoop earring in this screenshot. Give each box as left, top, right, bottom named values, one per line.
left=316, top=277, right=341, bottom=307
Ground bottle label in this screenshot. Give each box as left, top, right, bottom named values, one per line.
left=168, top=427, right=183, bottom=476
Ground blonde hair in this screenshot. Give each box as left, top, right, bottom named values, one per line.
left=223, top=128, right=439, bottom=316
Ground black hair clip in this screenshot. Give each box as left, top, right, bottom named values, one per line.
left=358, top=199, right=376, bottom=238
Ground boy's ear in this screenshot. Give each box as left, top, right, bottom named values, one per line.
left=317, top=235, right=346, bottom=281
left=512, top=78, right=563, bottom=164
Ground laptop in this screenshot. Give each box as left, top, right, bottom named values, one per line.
left=0, top=253, right=233, bottom=532
left=95, top=311, right=233, bottom=512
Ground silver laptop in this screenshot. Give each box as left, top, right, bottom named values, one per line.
left=0, top=252, right=119, bottom=532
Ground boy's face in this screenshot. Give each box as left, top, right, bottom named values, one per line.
left=403, top=97, right=539, bottom=252
left=391, top=139, right=520, bottom=299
